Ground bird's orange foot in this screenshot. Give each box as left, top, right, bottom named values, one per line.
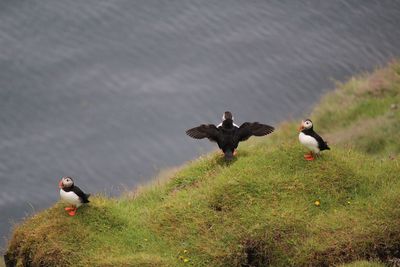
left=68, top=208, right=77, bottom=216
left=304, top=152, right=315, bottom=160
left=65, top=207, right=74, bottom=211
left=305, top=155, right=315, bottom=161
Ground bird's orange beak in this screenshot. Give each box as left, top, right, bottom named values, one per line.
left=298, top=121, right=305, bottom=132
left=58, top=180, right=63, bottom=189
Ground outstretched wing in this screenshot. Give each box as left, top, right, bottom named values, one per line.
left=186, top=124, right=219, bottom=142
left=236, top=122, right=274, bottom=142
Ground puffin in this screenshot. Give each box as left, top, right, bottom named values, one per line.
left=59, top=176, right=90, bottom=216
left=186, top=111, right=274, bottom=160
left=298, top=119, right=330, bottom=160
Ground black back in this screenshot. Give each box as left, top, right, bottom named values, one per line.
left=218, top=119, right=238, bottom=153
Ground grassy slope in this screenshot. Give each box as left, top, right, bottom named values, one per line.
left=5, top=61, right=400, bottom=267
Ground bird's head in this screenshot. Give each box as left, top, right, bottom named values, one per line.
left=222, top=111, right=234, bottom=121
left=298, top=119, right=313, bottom=131
left=59, top=176, right=74, bottom=189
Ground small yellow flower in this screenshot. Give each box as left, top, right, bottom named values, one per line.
left=347, top=201, right=351, bottom=204
left=183, top=258, right=190, bottom=263
left=314, top=200, right=320, bottom=206
left=183, top=249, right=188, bottom=254
left=144, top=238, right=148, bottom=241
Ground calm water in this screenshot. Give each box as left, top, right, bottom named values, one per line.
left=1, top=0, right=400, bottom=250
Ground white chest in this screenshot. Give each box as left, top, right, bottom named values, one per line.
left=299, top=132, right=320, bottom=153
left=60, top=189, right=82, bottom=207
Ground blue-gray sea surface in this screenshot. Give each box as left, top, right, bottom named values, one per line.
left=1, top=0, right=400, bottom=249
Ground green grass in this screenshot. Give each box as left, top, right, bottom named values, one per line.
left=313, top=60, right=400, bottom=158
left=340, top=261, right=385, bottom=267
left=5, top=61, right=400, bottom=266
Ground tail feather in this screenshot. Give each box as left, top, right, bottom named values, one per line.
left=83, top=193, right=90, bottom=203
left=321, top=142, right=330, bottom=151
left=224, top=150, right=234, bottom=161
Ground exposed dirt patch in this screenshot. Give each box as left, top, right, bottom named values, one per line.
left=240, top=239, right=270, bottom=267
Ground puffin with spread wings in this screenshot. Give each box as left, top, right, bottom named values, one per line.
left=186, top=111, right=274, bottom=160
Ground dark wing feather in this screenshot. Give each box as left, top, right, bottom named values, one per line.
left=309, top=131, right=330, bottom=151
left=236, top=122, right=274, bottom=142
left=72, top=186, right=90, bottom=203
left=186, top=124, right=219, bottom=142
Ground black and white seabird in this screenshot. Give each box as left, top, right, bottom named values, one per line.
left=59, top=176, right=90, bottom=216
left=298, top=119, right=330, bottom=160
left=186, top=111, right=274, bottom=160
